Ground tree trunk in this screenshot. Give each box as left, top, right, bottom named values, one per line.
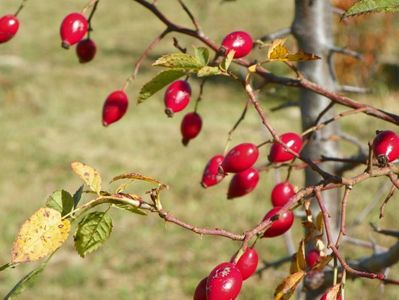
left=292, top=1, right=340, bottom=298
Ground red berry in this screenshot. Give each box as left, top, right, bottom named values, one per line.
left=206, top=262, right=243, bottom=300
left=221, top=143, right=259, bottom=173
left=102, top=90, right=129, bottom=126
left=306, top=249, right=321, bottom=269
left=221, top=31, right=253, bottom=58
left=76, top=38, right=97, bottom=63
left=60, top=13, right=88, bottom=49
left=201, top=155, right=225, bottom=188
left=227, top=167, right=259, bottom=199
left=372, top=130, right=399, bottom=165
left=0, top=15, right=19, bottom=44
left=164, top=80, right=191, bottom=117
left=271, top=181, right=296, bottom=207
left=262, top=207, right=294, bottom=238
left=269, top=132, right=302, bottom=163
left=181, top=112, right=202, bottom=146
left=193, top=277, right=207, bottom=300
left=231, top=248, right=259, bottom=280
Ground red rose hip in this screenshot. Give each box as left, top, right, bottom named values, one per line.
left=0, top=15, right=19, bottom=44
left=221, top=143, right=259, bottom=173
left=164, top=80, right=191, bottom=117
left=181, top=112, right=202, bottom=146
left=306, top=249, right=321, bottom=269
left=60, top=12, right=89, bottom=49
left=271, top=181, right=296, bottom=207
left=269, top=132, right=302, bottom=163
left=227, top=167, right=259, bottom=199
left=102, top=90, right=129, bottom=126
left=231, top=248, right=259, bottom=280
left=262, top=207, right=294, bottom=238
left=206, top=262, right=243, bottom=300
left=193, top=277, right=207, bottom=300
left=372, top=130, right=399, bottom=165
left=76, top=38, right=97, bottom=63
left=201, top=155, right=225, bottom=188
left=221, top=31, right=253, bottom=58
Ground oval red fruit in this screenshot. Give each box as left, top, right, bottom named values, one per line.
left=271, top=181, right=296, bottom=207
left=102, top=90, right=129, bottom=126
left=181, top=112, right=202, bottom=146
left=206, top=262, right=243, bottom=300
left=372, top=130, right=399, bottom=165
left=269, top=132, right=302, bottom=163
left=231, top=248, right=259, bottom=280
left=221, top=143, right=259, bottom=173
left=227, top=167, right=259, bottom=199
left=164, top=80, right=191, bottom=117
left=306, top=249, right=321, bottom=269
left=76, top=38, right=97, bottom=63
left=0, top=15, right=19, bottom=44
left=262, top=207, right=294, bottom=238
left=60, top=12, right=88, bottom=49
left=221, top=31, right=253, bottom=58
left=201, top=155, right=225, bottom=188
left=193, top=277, right=207, bottom=300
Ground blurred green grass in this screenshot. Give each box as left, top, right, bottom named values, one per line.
left=0, top=0, right=399, bottom=299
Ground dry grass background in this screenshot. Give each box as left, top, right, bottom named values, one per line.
left=0, top=0, right=399, bottom=299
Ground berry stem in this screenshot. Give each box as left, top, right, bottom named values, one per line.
left=14, top=0, right=28, bottom=17
left=223, top=100, right=249, bottom=154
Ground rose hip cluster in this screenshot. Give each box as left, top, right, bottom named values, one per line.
left=194, top=247, right=259, bottom=300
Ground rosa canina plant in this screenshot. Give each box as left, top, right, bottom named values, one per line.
left=2, top=0, right=399, bottom=299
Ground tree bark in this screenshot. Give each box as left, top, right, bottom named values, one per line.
left=292, top=1, right=340, bottom=298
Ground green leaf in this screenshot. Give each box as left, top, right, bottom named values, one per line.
left=4, top=256, right=51, bottom=299
left=74, top=212, right=113, bottom=257
left=46, top=190, right=74, bottom=217
left=194, top=47, right=210, bottom=66
left=343, top=0, right=399, bottom=18
left=73, top=185, right=84, bottom=209
left=197, top=66, right=223, bottom=77
left=138, top=69, right=186, bottom=103
left=220, top=50, right=235, bottom=72
left=113, top=203, right=147, bottom=216
left=153, top=53, right=203, bottom=70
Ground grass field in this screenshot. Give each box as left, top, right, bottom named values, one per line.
left=1, top=1, right=399, bottom=299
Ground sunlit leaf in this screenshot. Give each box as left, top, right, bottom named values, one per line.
left=74, top=212, right=113, bottom=257
left=71, top=162, right=102, bottom=195
left=153, top=53, right=203, bottom=70
left=194, top=47, right=210, bottom=66
left=197, top=66, right=223, bottom=77
left=4, top=256, right=51, bottom=299
left=343, top=0, right=399, bottom=18
left=111, top=172, right=165, bottom=186
left=274, top=271, right=306, bottom=300
left=220, top=50, right=235, bottom=71
left=11, top=208, right=71, bottom=264
left=268, top=39, right=320, bottom=62
left=46, top=190, right=74, bottom=217
left=137, top=69, right=186, bottom=103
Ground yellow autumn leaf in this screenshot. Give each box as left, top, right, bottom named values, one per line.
left=11, top=208, right=71, bottom=264
left=268, top=39, right=289, bottom=61
left=274, top=271, right=306, bottom=300
left=267, top=39, right=320, bottom=62
left=71, top=161, right=102, bottom=194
